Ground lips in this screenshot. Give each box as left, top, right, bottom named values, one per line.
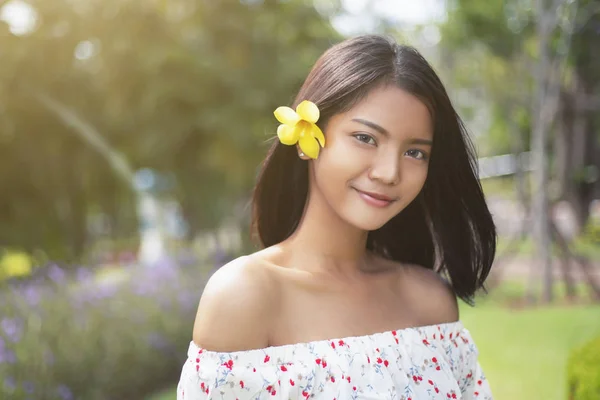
left=353, top=188, right=397, bottom=208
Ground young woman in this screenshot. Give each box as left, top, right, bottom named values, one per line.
left=177, top=35, right=496, bottom=399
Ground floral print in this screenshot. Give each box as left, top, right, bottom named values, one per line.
left=177, top=321, right=492, bottom=399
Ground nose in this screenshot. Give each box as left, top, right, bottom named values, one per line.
left=368, top=151, right=400, bottom=185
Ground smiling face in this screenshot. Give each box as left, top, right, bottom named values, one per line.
left=308, top=85, right=434, bottom=231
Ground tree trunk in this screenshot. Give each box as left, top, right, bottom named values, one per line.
left=550, top=220, right=577, bottom=300
left=530, top=0, right=555, bottom=304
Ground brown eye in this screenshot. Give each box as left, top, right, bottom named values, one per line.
left=353, top=133, right=376, bottom=146
left=405, top=149, right=428, bottom=160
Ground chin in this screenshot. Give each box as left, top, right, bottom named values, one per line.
left=343, top=213, right=394, bottom=232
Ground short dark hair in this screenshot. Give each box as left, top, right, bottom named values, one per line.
left=251, top=35, right=496, bottom=304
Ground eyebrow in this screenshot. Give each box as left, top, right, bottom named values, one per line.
left=351, top=118, right=433, bottom=146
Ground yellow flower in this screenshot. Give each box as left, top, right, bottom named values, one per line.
left=273, top=100, right=325, bottom=159
left=0, top=251, right=33, bottom=280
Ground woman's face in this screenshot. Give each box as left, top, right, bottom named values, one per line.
left=310, top=85, right=433, bottom=231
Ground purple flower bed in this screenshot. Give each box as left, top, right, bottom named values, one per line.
left=0, top=257, right=211, bottom=400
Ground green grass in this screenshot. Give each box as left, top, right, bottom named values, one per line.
left=148, top=282, right=600, bottom=400
left=461, top=304, right=600, bottom=399
left=147, top=386, right=176, bottom=400
left=460, top=282, right=600, bottom=400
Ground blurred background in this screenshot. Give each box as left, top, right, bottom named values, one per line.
left=0, top=0, right=598, bottom=399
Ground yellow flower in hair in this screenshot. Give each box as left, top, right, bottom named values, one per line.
left=273, top=100, right=326, bottom=159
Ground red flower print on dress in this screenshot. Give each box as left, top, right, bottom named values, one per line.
left=178, top=323, right=493, bottom=400
left=432, top=356, right=441, bottom=371
left=222, top=360, right=233, bottom=370
left=200, top=382, right=208, bottom=394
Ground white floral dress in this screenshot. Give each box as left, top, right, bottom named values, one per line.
left=177, top=321, right=493, bottom=399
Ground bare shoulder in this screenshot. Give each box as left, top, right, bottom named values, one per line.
left=394, top=262, right=459, bottom=325
left=192, top=254, right=279, bottom=352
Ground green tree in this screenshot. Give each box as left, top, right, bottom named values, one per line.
left=0, top=0, right=341, bottom=261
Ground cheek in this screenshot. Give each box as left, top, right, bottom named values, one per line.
left=404, top=165, right=429, bottom=195
left=314, top=141, right=365, bottom=185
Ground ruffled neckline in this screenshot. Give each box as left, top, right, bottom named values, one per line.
left=189, top=320, right=467, bottom=363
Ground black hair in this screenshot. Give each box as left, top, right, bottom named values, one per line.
left=251, top=35, right=496, bottom=304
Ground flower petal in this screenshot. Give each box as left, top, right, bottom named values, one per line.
left=296, top=101, right=319, bottom=123
left=298, top=135, right=320, bottom=159
left=274, top=107, right=300, bottom=125
left=310, top=124, right=325, bottom=148
left=277, top=124, right=299, bottom=145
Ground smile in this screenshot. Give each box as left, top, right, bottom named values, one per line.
left=353, top=188, right=397, bottom=208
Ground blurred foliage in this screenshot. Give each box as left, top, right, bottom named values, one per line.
left=582, top=217, right=600, bottom=245
left=567, top=335, right=600, bottom=399
left=0, top=0, right=341, bottom=261
left=439, top=0, right=535, bottom=156
left=439, top=0, right=600, bottom=230
left=0, top=258, right=209, bottom=399
left=0, top=0, right=598, bottom=260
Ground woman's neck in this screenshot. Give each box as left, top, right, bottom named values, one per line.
left=282, top=187, right=370, bottom=276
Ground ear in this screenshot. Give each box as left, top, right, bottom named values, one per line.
left=295, top=144, right=311, bottom=160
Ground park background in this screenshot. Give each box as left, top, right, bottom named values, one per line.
left=0, top=0, right=599, bottom=399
